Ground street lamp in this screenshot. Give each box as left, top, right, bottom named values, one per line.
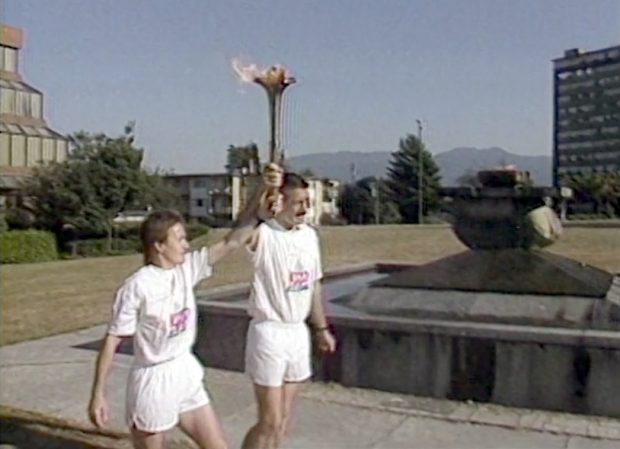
left=371, top=181, right=380, bottom=225
left=416, top=119, right=424, bottom=225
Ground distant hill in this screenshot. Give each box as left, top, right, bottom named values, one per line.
left=434, top=147, right=552, bottom=186
left=287, top=151, right=391, bottom=183
left=288, top=147, right=552, bottom=186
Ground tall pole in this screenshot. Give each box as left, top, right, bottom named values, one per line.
left=371, top=182, right=380, bottom=225
left=416, top=119, right=424, bottom=225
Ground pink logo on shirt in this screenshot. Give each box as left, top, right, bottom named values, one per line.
left=289, top=271, right=310, bottom=292
left=169, top=307, right=191, bottom=337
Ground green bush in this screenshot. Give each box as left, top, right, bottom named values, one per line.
left=5, top=208, right=35, bottom=230
left=0, top=230, right=58, bottom=264
left=0, top=215, right=8, bottom=233
left=71, top=238, right=140, bottom=258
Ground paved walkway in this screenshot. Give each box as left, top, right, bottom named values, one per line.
left=1, top=325, right=619, bottom=448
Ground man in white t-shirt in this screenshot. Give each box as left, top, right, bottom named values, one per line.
left=88, top=165, right=282, bottom=449
left=242, top=172, right=337, bottom=449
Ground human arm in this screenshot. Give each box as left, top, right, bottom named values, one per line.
left=309, top=281, right=336, bottom=353
left=88, top=280, right=139, bottom=428
left=208, top=164, right=282, bottom=265
left=88, top=334, right=124, bottom=428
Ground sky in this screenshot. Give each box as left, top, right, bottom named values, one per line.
left=3, top=0, right=619, bottom=173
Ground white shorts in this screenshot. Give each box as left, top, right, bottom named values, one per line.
left=126, top=352, right=210, bottom=433
left=245, top=320, right=312, bottom=387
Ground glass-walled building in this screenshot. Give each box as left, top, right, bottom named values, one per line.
left=0, top=24, right=68, bottom=206
left=552, top=45, right=620, bottom=187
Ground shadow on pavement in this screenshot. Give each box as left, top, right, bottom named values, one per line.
left=0, top=405, right=131, bottom=449
left=72, top=337, right=134, bottom=355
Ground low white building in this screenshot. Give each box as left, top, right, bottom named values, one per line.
left=165, top=172, right=340, bottom=226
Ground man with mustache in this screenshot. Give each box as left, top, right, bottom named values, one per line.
left=242, top=171, right=337, bottom=449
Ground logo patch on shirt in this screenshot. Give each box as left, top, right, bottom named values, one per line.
left=169, top=307, right=191, bottom=337
left=288, top=271, right=310, bottom=292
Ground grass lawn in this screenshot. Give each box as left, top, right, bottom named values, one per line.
left=2, top=225, right=619, bottom=346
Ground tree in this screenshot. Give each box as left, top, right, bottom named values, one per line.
left=566, top=171, right=620, bottom=217
left=598, top=171, right=620, bottom=217
left=339, top=182, right=370, bottom=224
left=225, top=143, right=261, bottom=174
left=386, top=134, right=441, bottom=223
left=339, top=177, right=401, bottom=224
left=23, top=124, right=179, bottom=250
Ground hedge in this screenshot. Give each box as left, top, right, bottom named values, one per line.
left=0, top=230, right=59, bottom=264
left=69, top=238, right=141, bottom=258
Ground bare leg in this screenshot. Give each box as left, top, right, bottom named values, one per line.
left=241, top=384, right=283, bottom=449
left=179, top=404, right=228, bottom=449
left=277, top=381, right=305, bottom=447
left=131, top=427, right=166, bottom=449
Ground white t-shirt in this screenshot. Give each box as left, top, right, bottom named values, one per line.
left=248, top=219, right=323, bottom=324
left=107, top=247, right=212, bottom=367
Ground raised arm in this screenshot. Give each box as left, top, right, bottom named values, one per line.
left=88, top=333, right=124, bottom=428
left=209, top=164, right=282, bottom=265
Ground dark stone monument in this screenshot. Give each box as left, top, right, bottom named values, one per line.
left=332, top=169, right=620, bottom=416
left=338, top=169, right=616, bottom=330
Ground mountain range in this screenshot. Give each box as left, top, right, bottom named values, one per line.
left=287, top=147, right=552, bottom=186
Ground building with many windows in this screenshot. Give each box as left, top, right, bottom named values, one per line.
left=552, top=45, right=620, bottom=187
left=0, top=24, right=69, bottom=207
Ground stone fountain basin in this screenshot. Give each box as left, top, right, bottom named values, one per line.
left=193, top=263, right=620, bottom=418
left=335, top=249, right=618, bottom=331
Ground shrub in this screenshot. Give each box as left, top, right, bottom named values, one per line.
left=0, top=230, right=58, bottom=264
left=71, top=238, right=140, bottom=258
left=0, top=215, right=8, bottom=233
left=5, top=208, right=35, bottom=230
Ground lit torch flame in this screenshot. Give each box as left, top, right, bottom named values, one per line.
left=231, top=58, right=296, bottom=213
left=231, top=58, right=296, bottom=166
left=232, top=58, right=296, bottom=91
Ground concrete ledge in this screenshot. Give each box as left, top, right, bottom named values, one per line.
left=195, top=273, right=620, bottom=418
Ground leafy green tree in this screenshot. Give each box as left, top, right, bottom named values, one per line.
left=566, top=171, right=620, bottom=217
left=23, top=124, right=179, bottom=250
left=386, top=134, right=441, bottom=223
left=600, top=171, right=620, bottom=216
left=339, top=182, right=370, bottom=224
left=225, top=143, right=261, bottom=174
left=339, top=177, right=401, bottom=224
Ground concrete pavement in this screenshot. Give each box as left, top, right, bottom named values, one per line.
left=1, top=325, right=619, bottom=448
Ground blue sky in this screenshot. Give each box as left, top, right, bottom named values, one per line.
left=4, top=0, right=619, bottom=172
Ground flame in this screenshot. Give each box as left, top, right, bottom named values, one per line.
left=231, top=58, right=294, bottom=86
left=231, top=57, right=263, bottom=83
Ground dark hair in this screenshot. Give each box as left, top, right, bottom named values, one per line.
left=281, top=172, right=309, bottom=191
left=140, top=210, right=184, bottom=264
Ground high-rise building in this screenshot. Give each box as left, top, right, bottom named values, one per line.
left=552, top=45, right=620, bottom=187
left=0, top=24, right=68, bottom=207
